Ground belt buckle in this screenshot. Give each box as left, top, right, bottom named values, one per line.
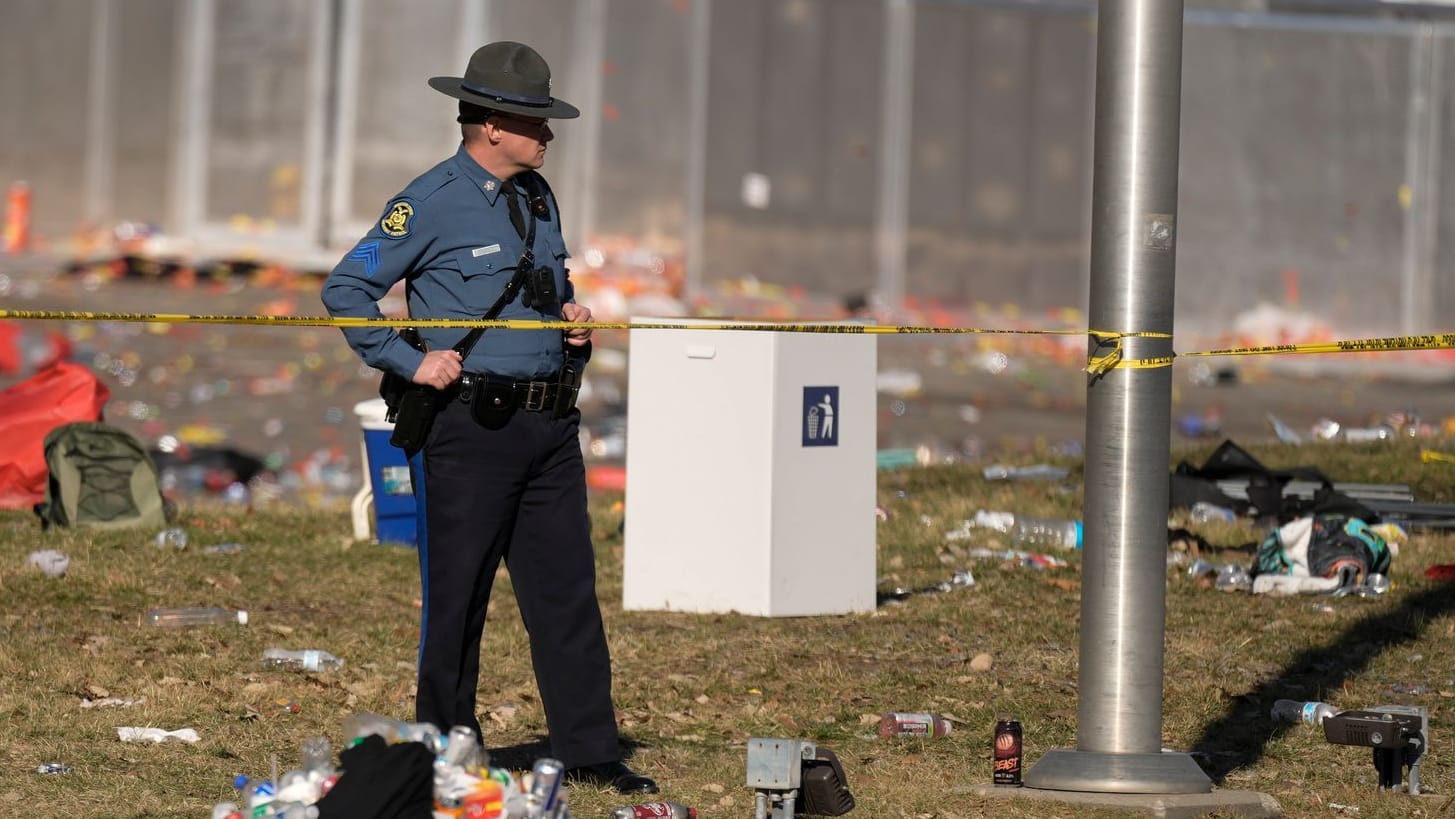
left=523, top=380, right=548, bottom=411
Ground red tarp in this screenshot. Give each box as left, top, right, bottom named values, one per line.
left=0, top=362, right=110, bottom=509
left=0, top=321, right=71, bottom=377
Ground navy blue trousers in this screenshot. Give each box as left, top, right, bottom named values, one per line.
left=410, top=396, right=619, bottom=768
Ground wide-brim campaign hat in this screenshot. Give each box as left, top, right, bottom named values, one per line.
left=428, top=41, right=579, bottom=119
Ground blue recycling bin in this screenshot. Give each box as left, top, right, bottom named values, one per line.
left=353, top=399, right=418, bottom=547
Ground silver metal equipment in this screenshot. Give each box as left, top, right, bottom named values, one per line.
left=747, top=738, right=815, bottom=819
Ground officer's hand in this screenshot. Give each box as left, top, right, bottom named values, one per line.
left=412, top=350, right=463, bottom=390
left=562, top=302, right=593, bottom=346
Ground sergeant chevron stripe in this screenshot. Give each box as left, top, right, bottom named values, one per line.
left=345, top=241, right=382, bottom=275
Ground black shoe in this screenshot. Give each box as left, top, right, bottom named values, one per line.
left=565, top=760, right=659, bottom=795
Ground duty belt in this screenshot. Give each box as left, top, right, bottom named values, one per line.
left=457, top=371, right=564, bottom=412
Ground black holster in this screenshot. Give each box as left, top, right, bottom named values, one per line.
left=389, top=385, right=440, bottom=450
left=378, top=328, right=440, bottom=450
left=553, top=352, right=586, bottom=418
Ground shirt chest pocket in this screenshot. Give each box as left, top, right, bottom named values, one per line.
left=443, top=247, right=510, bottom=315
left=456, top=246, right=508, bottom=276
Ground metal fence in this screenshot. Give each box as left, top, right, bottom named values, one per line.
left=0, top=0, right=1449, bottom=336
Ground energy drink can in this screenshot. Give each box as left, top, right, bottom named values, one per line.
left=993, top=717, right=1023, bottom=786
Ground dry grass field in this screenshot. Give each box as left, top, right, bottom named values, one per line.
left=2, top=440, right=1454, bottom=818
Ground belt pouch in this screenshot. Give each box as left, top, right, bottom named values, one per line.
left=390, top=385, right=439, bottom=450
left=471, top=380, right=516, bottom=430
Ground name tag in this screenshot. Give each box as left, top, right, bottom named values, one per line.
left=472, top=244, right=501, bottom=257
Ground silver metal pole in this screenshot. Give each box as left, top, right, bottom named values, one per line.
left=1401, top=24, right=1441, bottom=335
left=875, top=0, right=913, bottom=315
left=457, top=0, right=490, bottom=66
left=683, top=0, right=711, bottom=303
left=1025, top=0, right=1209, bottom=794
left=169, top=0, right=214, bottom=239
left=566, top=0, right=606, bottom=256
left=452, top=0, right=493, bottom=156
left=328, top=0, right=362, bottom=248
left=83, top=0, right=117, bottom=226
left=300, top=1, right=333, bottom=248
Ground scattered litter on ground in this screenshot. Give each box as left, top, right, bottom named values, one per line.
left=1426, top=564, right=1455, bottom=581
left=80, top=697, right=145, bottom=709
left=26, top=549, right=68, bottom=576
left=202, top=542, right=246, bottom=555
left=967, top=548, right=1069, bottom=570
left=877, top=570, right=975, bottom=605
left=981, top=463, right=1069, bottom=481
left=116, top=727, right=199, bottom=743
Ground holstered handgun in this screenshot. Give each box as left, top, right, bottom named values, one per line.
left=389, top=383, right=440, bottom=450
left=377, top=328, right=439, bottom=450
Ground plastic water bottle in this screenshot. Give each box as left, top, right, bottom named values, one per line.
left=342, top=712, right=411, bottom=744
left=982, top=464, right=1070, bottom=481
left=145, top=607, right=248, bottom=627
left=972, top=510, right=1083, bottom=550
left=611, top=802, right=698, bottom=818
left=1189, top=502, right=1236, bottom=524
left=262, top=648, right=344, bottom=672
left=878, top=712, right=953, bottom=738
left=299, top=736, right=333, bottom=778
left=233, top=774, right=276, bottom=809
left=1186, top=559, right=1218, bottom=578
left=1215, top=564, right=1252, bottom=592
left=1270, top=699, right=1338, bottom=726
left=154, top=528, right=189, bottom=549
left=1012, top=515, right=1083, bottom=550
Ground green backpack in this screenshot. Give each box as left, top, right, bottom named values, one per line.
left=36, top=422, right=169, bottom=530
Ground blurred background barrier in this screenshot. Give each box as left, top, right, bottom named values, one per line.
left=0, top=0, right=1450, bottom=338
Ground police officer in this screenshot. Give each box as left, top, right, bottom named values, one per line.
left=322, top=41, right=657, bottom=795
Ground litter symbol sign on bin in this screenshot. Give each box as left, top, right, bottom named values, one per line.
left=803, top=386, right=839, bottom=447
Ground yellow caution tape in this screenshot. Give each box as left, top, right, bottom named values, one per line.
left=1180, top=333, right=1455, bottom=358
left=1097, top=331, right=1455, bottom=373
left=1420, top=449, right=1455, bottom=465
left=3, top=309, right=1449, bottom=372
left=0, top=308, right=1164, bottom=339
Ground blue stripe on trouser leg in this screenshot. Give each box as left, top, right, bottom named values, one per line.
left=410, top=445, right=429, bottom=669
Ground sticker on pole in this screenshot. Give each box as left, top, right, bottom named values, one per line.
left=802, top=386, right=839, bottom=447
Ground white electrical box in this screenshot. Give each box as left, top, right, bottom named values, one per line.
left=623, top=318, right=876, bottom=616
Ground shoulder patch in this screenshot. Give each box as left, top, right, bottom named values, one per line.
left=379, top=199, right=415, bottom=239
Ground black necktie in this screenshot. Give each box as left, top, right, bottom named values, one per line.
left=501, top=179, right=526, bottom=241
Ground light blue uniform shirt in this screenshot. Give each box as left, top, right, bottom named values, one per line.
left=321, top=144, right=574, bottom=380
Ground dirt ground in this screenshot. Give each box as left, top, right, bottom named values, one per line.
left=4, top=255, right=1454, bottom=506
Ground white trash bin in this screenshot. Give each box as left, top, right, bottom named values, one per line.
left=623, top=318, right=876, bottom=616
